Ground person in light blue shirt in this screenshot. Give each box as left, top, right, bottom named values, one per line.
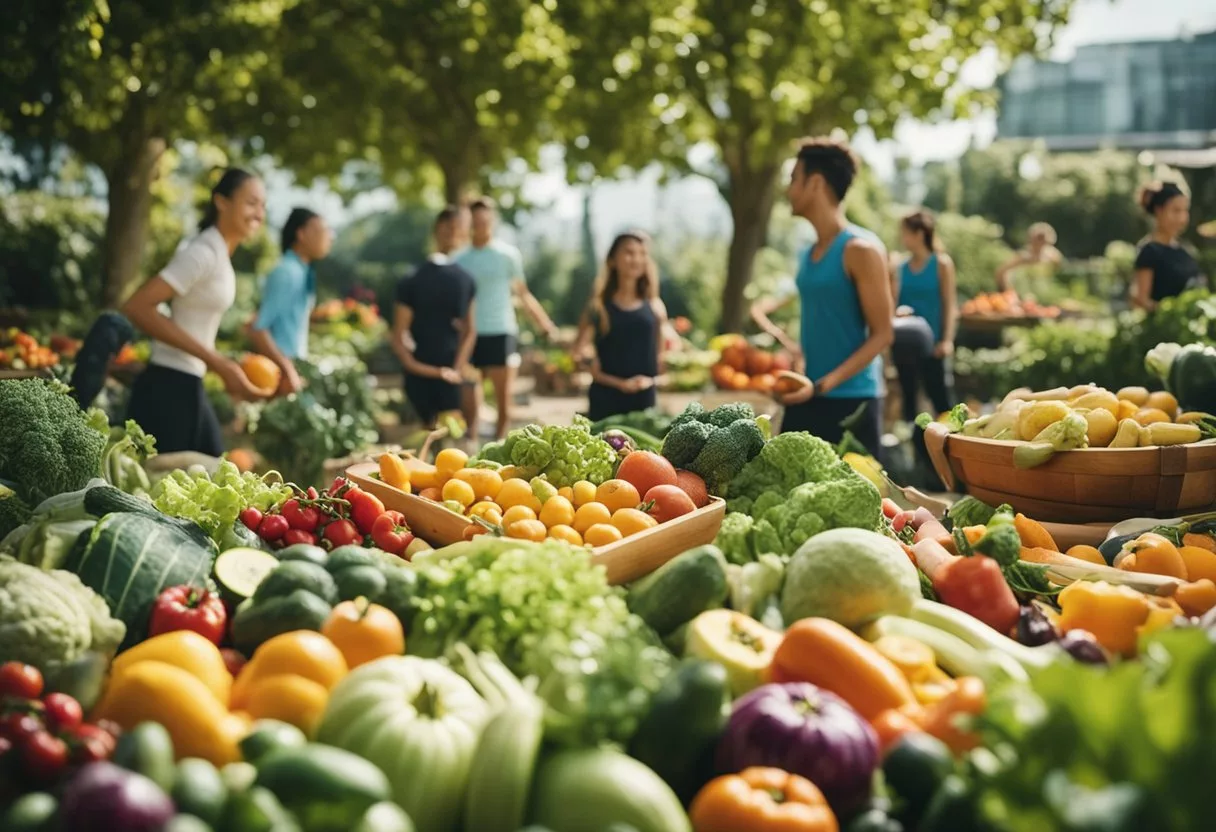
left=251, top=208, right=332, bottom=394
left=455, top=197, right=557, bottom=439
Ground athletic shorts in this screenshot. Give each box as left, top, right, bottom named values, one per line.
left=471, top=334, right=519, bottom=369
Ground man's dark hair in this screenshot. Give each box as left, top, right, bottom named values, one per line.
left=435, top=204, right=460, bottom=229
left=794, top=137, right=860, bottom=202
left=469, top=196, right=496, bottom=212
left=280, top=207, right=320, bottom=252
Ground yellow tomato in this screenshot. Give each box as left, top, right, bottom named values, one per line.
left=539, top=495, right=576, bottom=528
left=506, top=519, right=547, bottom=542
left=547, top=524, right=584, bottom=546
left=468, top=501, right=503, bottom=522
left=502, top=505, right=538, bottom=527
left=442, top=478, right=477, bottom=509
left=435, top=448, right=469, bottom=476
left=572, top=481, right=598, bottom=508
left=584, top=523, right=624, bottom=547
left=497, top=478, right=541, bottom=512
left=596, top=479, right=642, bottom=514
left=612, top=508, right=658, bottom=537
left=573, top=502, right=613, bottom=535
left=454, top=468, right=504, bottom=501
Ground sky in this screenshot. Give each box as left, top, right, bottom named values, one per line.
left=266, top=0, right=1214, bottom=249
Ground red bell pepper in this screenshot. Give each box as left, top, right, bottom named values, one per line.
left=148, top=585, right=228, bottom=644
left=371, top=510, right=414, bottom=555
left=913, top=538, right=1020, bottom=635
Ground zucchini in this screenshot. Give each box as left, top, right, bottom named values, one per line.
left=253, top=561, right=338, bottom=605
left=626, top=545, right=729, bottom=637
left=171, top=757, right=229, bottom=827
left=214, top=548, right=280, bottom=603
left=240, top=719, right=309, bottom=764
left=112, top=721, right=176, bottom=791
left=254, top=744, right=392, bottom=831
left=332, top=565, right=388, bottom=602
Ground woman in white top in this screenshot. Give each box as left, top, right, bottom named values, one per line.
left=121, top=168, right=269, bottom=455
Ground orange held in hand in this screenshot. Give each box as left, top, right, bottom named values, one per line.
left=241, top=353, right=282, bottom=393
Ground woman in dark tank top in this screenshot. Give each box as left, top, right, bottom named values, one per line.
left=574, top=231, right=667, bottom=422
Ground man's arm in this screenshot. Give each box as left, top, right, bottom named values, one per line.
left=750, top=294, right=800, bottom=356
left=249, top=328, right=302, bottom=395
left=514, top=280, right=557, bottom=340
left=816, top=239, right=895, bottom=394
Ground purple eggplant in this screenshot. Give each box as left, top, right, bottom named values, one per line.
left=1058, top=630, right=1110, bottom=665
left=1016, top=605, right=1058, bottom=646
left=716, top=682, right=878, bottom=812
left=58, top=761, right=175, bottom=832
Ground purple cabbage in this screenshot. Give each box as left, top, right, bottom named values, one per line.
left=59, top=761, right=175, bottom=832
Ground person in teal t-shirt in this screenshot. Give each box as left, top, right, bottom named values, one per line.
left=890, top=209, right=957, bottom=424
left=750, top=137, right=894, bottom=458
left=455, top=197, right=557, bottom=439
left=251, top=208, right=332, bottom=394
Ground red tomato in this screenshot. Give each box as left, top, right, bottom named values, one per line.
left=148, top=586, right=228, bottom=644
left=94, top=720, right=122, bottom=740
left=616, top=451, right=678, bottom=498
left=220, top=648, right=248, bottom=678
left=347, top=490, right=386, bottom=535
left=238, top=506, right=264, bottom=532
left=282, top=528, right=318, bottom=547
left=258, top=514, right=290, bottom=542
left=328, top=477, right=351, bottom=497
left=324, top=519, right=362, bottom=548
left=281, top=498, right=321, bottom=532
left=0, top=713, right=42, bottom=743
left=371, top=510, right=414, bottom=555
left=306, top=486, right=320, bottom=500
left=21, top=731, right=69, bottom=782
left=643, top=484, right=697, bottom=524
left=42, top=693, right=82, bottom=732
left=68, top=724, right=116, bottom=764
left=0, top=663, right=43, bottom=699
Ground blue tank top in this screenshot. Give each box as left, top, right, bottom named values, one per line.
left=897, top=254, right=942, bottom=341
left=796, top=225, right=883, bottom=399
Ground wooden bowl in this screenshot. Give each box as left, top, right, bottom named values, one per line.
left=923, top=422, right=1216, bottom=523
left=345, top=462, right=726, bottom=585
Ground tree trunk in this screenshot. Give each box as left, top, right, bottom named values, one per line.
left=101, top=132, right=166, bottom=308
left=719, top=162, right=780, bottom=333
left=441, top=157, right=474, bottom=206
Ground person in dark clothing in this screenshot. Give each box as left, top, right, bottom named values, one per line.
left=1132, top=181, right=1203, bottom=310
left=391, top=206, right=477, bottom=427
left=890, top=209, right=957, bottom=423
left=574, top=230, right=667, bottom=423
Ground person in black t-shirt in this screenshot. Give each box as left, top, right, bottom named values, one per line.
left=391, top=206, right=477, bottom=427
left=1132, top=181, right=1203, bottom=311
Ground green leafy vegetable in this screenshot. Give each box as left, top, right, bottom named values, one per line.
left=151, top=460, right=291, bottom=544
left=483, top=417, right=617, bottom=487
left=947, top=495, right=999, bottom=530
left=100, top=419, right=157, bottom=495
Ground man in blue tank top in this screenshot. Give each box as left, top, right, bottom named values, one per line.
left=751, top=137, right=894, bottom=458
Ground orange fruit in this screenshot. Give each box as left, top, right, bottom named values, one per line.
left=454, top=468, right=504, bottom=501
left=321, top=599, right=406, bottom=669
left=442, top=478, right=477, bottom=508
left=596, top=479, right=642, bottom=514
left=243, top=674, right=329, bottom=737
left=573, top=502, right=613, bottom=534
left=616, top=451, right=677, bottom=499
left=584, top=523, right=624, bottom=547
left=547, top=524, right=584, bottom=546
left=241, top=353, right=281, bottom=393
left=506, top=518, right=547, bottom=542
left=498, top=478, right=541, bottom=512
left=502, top=505, right=538, bottom=527
left=572, top=481, right=598, bottom=508
left=539, top=495, right=576, bottom=528
left=612, top=508, right=658, bottom=537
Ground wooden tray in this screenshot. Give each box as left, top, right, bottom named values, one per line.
left=345, top=462, right=727, bottom=585
left=924, top=423, right=1216, bottom=523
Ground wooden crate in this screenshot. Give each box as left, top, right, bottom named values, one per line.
left=923, top=422, right=1216, bottom=523
left=346, top=462, right=726, bottom=585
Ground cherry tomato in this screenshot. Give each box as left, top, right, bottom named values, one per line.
left=258, top=513, right=290, bottom=542
left=328, top=477, right=351, bottom=497
left=0, top=713, right=42, bottom=743
left=282, top=528, right=318, bottom=547
left=346, top=489, right=386, bottom=535
left=239, top=506, right=264, bottom=532
left=220, top=648, right=248, bottom=679
left=0, top=663, right=43, bottom=699
left=306, top=486, right=320, bottom=500
left=22, top=731, right=69, bottom=782
left=42, top=693, right=83, bottom=732
left=67, top=723, right=116, bottom=764
left=95, top=720, right=122, bottom=740
left=0, top=736, right=11, bottom=758
left=371, top=510, right=414, bottom=555
left=323, top=518, right=362, bottom=548
left=281, top=498, right=321, bottom=532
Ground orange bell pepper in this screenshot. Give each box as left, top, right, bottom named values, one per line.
left=1118, top=533, right=1187, bottom=579
left=1014, top=513, right=1058, bottom=551
left=1057, top=580, right=1154, bottom=656
left=690, top=767, right=839, bottom=832
left=1175, top=579, right=1216, bottom=617
left=1178, top=546, right=1216, bottom=583
left=915, top=675, right=986, bottom=755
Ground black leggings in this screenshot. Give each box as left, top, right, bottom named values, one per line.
left=781, top=396, right=884, bottom=462
left=126, top=364, right=224, bottom=456
left=895, top=356, right=955, bottom=423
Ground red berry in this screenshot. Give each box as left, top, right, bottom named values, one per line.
left=42, top=693, right=83, bottom=732
left=0, top=663, right=43, bottom=699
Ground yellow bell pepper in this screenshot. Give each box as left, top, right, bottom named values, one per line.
left=93, top=661, right=246, bottom=765
left=230, top=631, right=348, bottom=737
left=111, top=630, right=233, bottom=706
left=1057, top=581, right=1154, bottom=657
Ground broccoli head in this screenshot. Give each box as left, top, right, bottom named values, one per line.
left=661, top=420, right=715, bottom=469
left=688, top=418, right=763, bottom=495
left=669, top=401, right=707, bottom=431
left=0, top=379, right=107, bottom=506
left=0, top=485, right=32, bottom=539
left=714, top=512, right=757, bottom=565
left=726, top=431, right=852, bottom=514
left=704, top=402, right=756, bottom=429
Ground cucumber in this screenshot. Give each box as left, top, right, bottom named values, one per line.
left=333, top=565, right=388, bottom=602
left=231, top=590, right=333, bottom=655
left=255, top=744, right=392, bottom=831
left=0, top=792, right=57, bottom=832
left=626, top=545, right=729, bottom=637
left=326, top=545, right=379, bottom=573
left=253, top=561, right=338, bottom=605
left=172, top=757, right=229, bottom=827
left=221, top=785, right=300, bottom=832
left=277, top=543, right=328, bottom=567
left=112, top=721, right=176, bottom=791
left=240, top=719, right=308, bottom=764
left=215, top=548, right=281, bottom=603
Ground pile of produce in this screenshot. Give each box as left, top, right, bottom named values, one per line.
left=0, top=329, right=67, bottom=371
left=960, top=290, right=1060, bottom=319
left=660, top=401, right=768, bottom=495
left=710, top=334, right=794, bottom=392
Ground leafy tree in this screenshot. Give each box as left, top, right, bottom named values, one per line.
left=1, top=0, right=290, bottom=306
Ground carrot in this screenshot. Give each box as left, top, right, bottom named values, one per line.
left=1015, top=513, right=1059, bottom=551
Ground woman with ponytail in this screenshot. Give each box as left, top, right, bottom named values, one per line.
left=573, top=230, right=667, bottom=422
left=1132, top=181, right=1202, bottom=310
left=890, top=209, right=957, bottom=423
left=120, top=167, right=269, bottom=455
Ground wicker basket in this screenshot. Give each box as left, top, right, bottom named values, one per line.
left=923, top=422, right=1216, bottom=523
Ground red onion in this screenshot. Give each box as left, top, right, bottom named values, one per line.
left=716, top=682, right=878, bottom=812
left=59, top=761, right=175, bottom=832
